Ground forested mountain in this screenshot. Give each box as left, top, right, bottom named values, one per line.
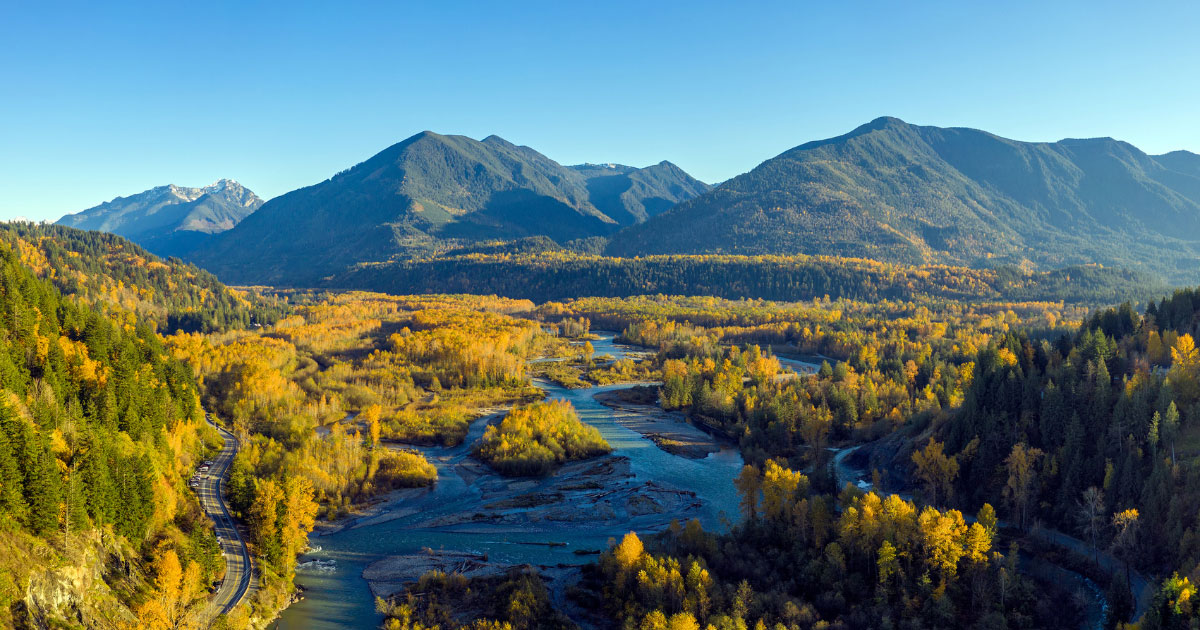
left=187, top=132, right=708, bottom=285
left=56, top=179, right=262, bottom=258
left=606, top=117, right=1200, bottom=284
left=0, top=223, right=286, bottom=333
left=0, top=234, right=220, bottom=627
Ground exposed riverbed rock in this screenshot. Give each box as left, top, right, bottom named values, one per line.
left=312, top=486, right=432, bottom=536
left=594, top=390, right=727, bottom=459
left=415, top=455, right=700, bottom=529
left=363, top=551, right=508, bottom=599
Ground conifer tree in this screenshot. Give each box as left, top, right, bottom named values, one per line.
left=24, top=445, right=61, bottom=536
left=0, top=427, right=26, bottom=518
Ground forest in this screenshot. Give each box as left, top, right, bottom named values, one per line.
left=910, top=290, right=1200, bottom=629
left=0, top=223, right=287, bottom=334
left=327, top=248, right=1161, bottom=306
left=585, top=460, right=1071, bottom=630
left=0, top=237, right=223, bottom=628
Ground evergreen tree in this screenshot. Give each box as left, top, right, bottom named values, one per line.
left=79, top=437, right=116, bottom=526
left=24, top=445, right=61, bottom=536
left=0, top=425, right=26, bottom=519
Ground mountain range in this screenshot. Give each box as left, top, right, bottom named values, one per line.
left=188, top=131, right=709, bottom=284
left=57, top=179, right=261, bottom=258
left=59, top=119, right=1200, bottom=287
left=607, top=117, right=1200, bottom=282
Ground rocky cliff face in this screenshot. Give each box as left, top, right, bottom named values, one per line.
left=8, top=531, right=141, bottom=630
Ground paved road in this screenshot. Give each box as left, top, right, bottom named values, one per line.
left=200, top=419, right=254, bottom=622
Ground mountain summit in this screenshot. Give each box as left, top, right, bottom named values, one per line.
left=606, top=117, right=1200, bottom=282
left=189, top=132, right=709, bottom=284
left=57, top=179, right=262, bottom=258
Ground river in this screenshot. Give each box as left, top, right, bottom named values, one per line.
left=274, top=333, right=744, bottom=629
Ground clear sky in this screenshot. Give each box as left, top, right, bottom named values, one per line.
left=2, top=0, right=1198, bottom=221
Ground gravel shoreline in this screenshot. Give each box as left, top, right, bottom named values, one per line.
left=593, top=389, right=728, bottom=459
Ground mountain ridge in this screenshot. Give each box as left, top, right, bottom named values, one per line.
left=57, top=178, right=262, bottom=258
left=187, top=131, right=709, bottom=284
left=605, top=117, right=1200, bottom=283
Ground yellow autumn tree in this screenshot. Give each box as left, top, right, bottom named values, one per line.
left=666, top=612, right=700, bottom=630
left=129, top=548, right=203, bottom=630
left=615, top=531, right=645, bottom=570
left=911, top=439, right=959, bottom=506
left=1170, top=334, right=1200, bottom=402
left=760, top=459, right=808, bottom=520
left=641, top=610, right=668, bottom=630
left=362, top=403, right=382, bottom=446
left=279, top=476, right=320, bottom=575
left=918, top=506, right=968, bottom=587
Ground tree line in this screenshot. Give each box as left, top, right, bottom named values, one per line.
left=328, top=249, right=1160, bottom=306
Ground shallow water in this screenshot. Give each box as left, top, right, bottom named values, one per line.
left=776, top=355, right=821, bottom=374
left=274, top=333, right=744, bottom=629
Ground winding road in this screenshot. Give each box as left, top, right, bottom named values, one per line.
left=200, top=418, right=254, bottom=622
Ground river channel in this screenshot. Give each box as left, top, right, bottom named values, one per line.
left=274, top=333, right=745, bottom=629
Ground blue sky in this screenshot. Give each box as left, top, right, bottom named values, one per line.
left=2, top=0, right=1198, bottom=221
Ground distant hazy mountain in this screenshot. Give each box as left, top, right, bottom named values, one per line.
left=570, top=162, right=711, bottom=225
left=189, top=132, right=708, bottom=284
left=606, top=117, right=1200, bottom=283
left=57, top=179, right=261, bottom=258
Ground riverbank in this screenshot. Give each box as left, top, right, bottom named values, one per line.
left=311, top=485, right=434, bottom=537
left=364, top=550, right=507, bottom=599
left=364, top=552, right=598, bottom=628
left=594, top=388, right=727, bottom=459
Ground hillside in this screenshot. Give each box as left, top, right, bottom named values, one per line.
left=187, top=132, right=708, bottom=285
left=57, top=179, right=262, bottom=258
left=0, top=223, right=286, bottom=333
left=606, top=117, right=1200, bottom=283
left=0, top=234, right=220, bottom=628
